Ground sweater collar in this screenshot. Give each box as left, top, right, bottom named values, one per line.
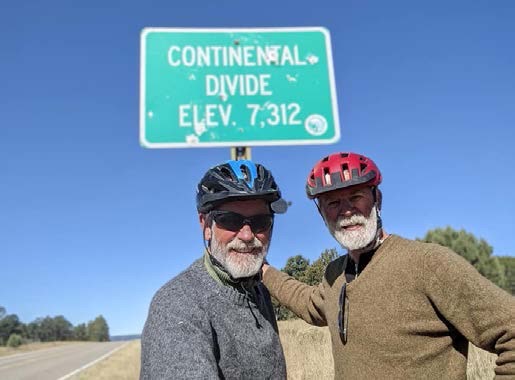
left=203, top=250, right=261, bottom=290
left=344, top=234, right=395, bottom=281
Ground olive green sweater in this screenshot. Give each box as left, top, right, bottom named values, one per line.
left=264, top=235, right=515, bottom=379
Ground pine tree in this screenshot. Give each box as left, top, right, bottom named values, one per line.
left=87, top=315, right=110, bottom=342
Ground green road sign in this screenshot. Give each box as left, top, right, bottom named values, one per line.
left=140, top=27, right=340, bottom=148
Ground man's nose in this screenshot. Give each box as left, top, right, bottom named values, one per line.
left=338, top=200, right=355, bottom=217
left=237, top=224, right=254, bottom=241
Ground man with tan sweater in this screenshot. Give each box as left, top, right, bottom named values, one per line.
left=263, top=152, right=515, bottom=379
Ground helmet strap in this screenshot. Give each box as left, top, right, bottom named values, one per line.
left=375, top=203, right=383, bottom=230
left=202, top=213, right=213, bottom=254
left=313, top=199, right=329, bottom=228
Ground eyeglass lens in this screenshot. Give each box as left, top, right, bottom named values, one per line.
left=211, top=211, right=273, bottom=233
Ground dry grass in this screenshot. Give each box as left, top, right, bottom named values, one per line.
left=37, top=321, right=496, bottom=380
left=69, top=340, right=140, bottom=380
left=0, top=341, right=75, bottom=357
left=278, top=319, right=334, bottom=379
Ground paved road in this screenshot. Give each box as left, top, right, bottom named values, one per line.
left=0, top=341, right=127, bottom=380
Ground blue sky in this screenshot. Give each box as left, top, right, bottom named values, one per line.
left=1, top=1, right=514, bottom=336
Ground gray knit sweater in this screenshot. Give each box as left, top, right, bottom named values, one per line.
left=140, top=258, right=286, bottom=379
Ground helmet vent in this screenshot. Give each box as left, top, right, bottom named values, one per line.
left=323, top=167, right=331, bottom=185
left=220, top=167, right=233, bottom=180
left=341, top=153, right=349, bottom=158
left=360, top=163, right=367, bottom=173
left=322, top=155, right=329, bottom=162
left=240, top=164, right=250, bottom=182
left=341, top=163, right=350, bottom=181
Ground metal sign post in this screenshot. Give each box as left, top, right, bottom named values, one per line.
left=230, top=147, right=252, bottom=160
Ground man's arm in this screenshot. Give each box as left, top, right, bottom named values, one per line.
left=422, top=245, right=515, bottom=378
left=140, top=295, right=219, bottom=379
left=262, top=263, right=328, bottom=326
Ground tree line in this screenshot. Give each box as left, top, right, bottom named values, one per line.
left=0, top=310, right=110, bottom=348
left=274, top=226, right=515, bottom=320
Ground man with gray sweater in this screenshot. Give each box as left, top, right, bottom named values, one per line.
left=141, top=160, right=287, bottom=379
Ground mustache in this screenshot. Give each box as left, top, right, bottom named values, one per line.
left=338, top=214, right=367, bottom=227
left=226, top=238, right=263, bottom=251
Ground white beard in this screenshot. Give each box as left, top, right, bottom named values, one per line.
left=328, top=206, right=378, bottom=251
left=210, top=230, right=268, bottom=279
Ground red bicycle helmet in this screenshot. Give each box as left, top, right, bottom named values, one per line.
left=306, top=152, right=382, bottom=199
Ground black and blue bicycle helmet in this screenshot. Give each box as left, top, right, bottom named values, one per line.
left=196, top=160, right=287, bottom=214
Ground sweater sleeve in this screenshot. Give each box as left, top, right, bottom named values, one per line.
left=140, top=292, right=220, bottom=379
left=422, top=245, right=515, bottom=378
left=263, top=266, right=328, bottom=326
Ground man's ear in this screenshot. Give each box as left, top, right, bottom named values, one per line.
left=199, top=213, right=212, bottom=241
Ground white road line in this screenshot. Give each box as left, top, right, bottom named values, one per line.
left=0, top=344, right=73, bottom=361
left=56, top=342, right=129, bottom=380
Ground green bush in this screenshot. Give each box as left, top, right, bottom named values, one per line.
left=7, top=333, right=23, bottom=348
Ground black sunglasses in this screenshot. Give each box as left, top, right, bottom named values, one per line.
left=210, top=210, right=274, bottom=233
left=338, top=282, right=348, bottom=344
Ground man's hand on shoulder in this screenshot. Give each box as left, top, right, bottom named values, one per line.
left=262, top=260, right=271, bottom=275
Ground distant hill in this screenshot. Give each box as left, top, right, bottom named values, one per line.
left=110, top=334, right=141, bottom=341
